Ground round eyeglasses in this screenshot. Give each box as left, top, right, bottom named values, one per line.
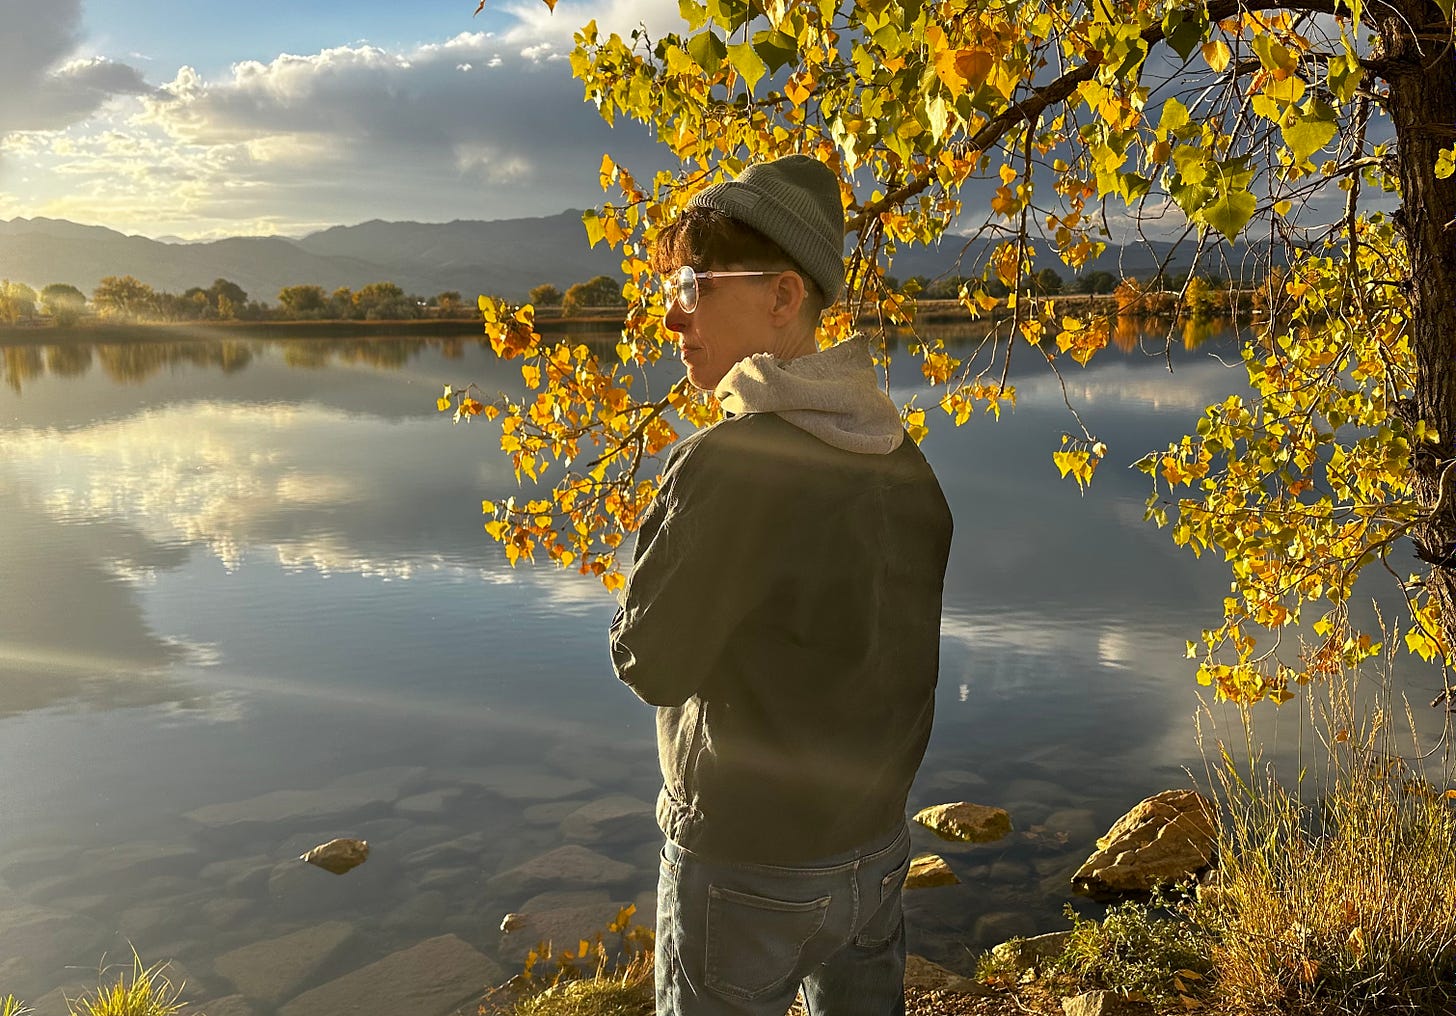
left=665, top=265, right=781, bottom=314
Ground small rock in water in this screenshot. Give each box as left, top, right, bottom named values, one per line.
left=913, top=802, right=1013, bottom=843
left=904, top=854, right=959, bottom=889
left=300, top=838, right=369, bottom=875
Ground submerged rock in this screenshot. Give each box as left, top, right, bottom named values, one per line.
left=559, top=794, right=654, bottom=844
left=277, top=934, right=501, bottom=1016
left=185, top=786, right=395, bottom=829
left=1071, top=789, right=1216, bottom=898
left=496, top=901, right=632, bottom=963
left=213, top=921, right=356, bottom=1004
left=912, top=802, right=1013, bottom=843
left=300, top=838, right=370, bottom=875
left=487, top=844, right=635, bottom=893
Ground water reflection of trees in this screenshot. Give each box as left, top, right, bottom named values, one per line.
left=2, top=325, right=1233, bottom=395
left=3, top=346, right=43, bottom=394
left=0, top=336, right=499, bottom=392
left=46, top=343, right=93, bottom=377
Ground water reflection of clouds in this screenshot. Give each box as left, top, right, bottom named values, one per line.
left=940, top=608, right=1175, bottom=681
left=1016, top=358, right=1242, bottom=414
left=4, top=401, right=512, bottom=581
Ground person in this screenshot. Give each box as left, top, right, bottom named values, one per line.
left=608, top=154, right=954, bottom=1016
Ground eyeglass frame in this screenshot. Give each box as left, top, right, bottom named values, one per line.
left=664, top=264, right=785, bottom=314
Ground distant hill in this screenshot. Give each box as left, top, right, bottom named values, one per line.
left=0, top=213, right=624, bottom=303
left=0, top=212, right=1252, bottom=305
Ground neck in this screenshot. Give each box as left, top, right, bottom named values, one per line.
left=769, top=324, right=818, bottom=363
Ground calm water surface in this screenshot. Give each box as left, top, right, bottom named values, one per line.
left=0, top=330, right=1423, bottom=1013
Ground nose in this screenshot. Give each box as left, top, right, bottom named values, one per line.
left=664, top=299, right=690, bottom=335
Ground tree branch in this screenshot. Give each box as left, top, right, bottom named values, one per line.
left=844, top=0, right=1339, bottom=234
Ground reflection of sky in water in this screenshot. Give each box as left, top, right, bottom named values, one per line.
left=6, top=333, right=1438, bottom=778
left=0, top=333, right=1449, bottom=1002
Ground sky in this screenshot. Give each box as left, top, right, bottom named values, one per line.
left=0, top=0, right=680, bottom=239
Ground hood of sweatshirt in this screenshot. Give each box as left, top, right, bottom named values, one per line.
left=715, top=333, right=905, bottom=455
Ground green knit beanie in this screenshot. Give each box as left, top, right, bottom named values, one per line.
left=688, top=155, right=845, bottom=304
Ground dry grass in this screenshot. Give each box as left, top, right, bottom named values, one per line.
left=1194, top=652, right=1456, bottom=1015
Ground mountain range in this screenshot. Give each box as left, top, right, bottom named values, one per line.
left=0, top=214, right=1204, bottom=304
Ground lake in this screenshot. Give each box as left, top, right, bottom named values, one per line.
left=0, top=327, right=1417, bottom=1013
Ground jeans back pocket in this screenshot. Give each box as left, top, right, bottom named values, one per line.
left=852, top=848, right=912, bottom=949
left=704, top=884, right=831, bottom=1002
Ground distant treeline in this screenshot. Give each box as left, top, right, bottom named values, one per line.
left=0, top=265, right=1278, bottom=330
left=0, top=273, right=634, bottom=328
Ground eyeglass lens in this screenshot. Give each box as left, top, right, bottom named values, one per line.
left=672, top=266, right=699, bottom=313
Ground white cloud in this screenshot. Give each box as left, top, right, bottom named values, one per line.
left=0, top=0, right=155, bottom=136
left=4, top=25, right=669, bottom=237
left=498, top=0, right=682, bottom=46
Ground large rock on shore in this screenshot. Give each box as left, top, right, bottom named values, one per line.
left=912, top=802, right=1012, bottom=843
left=1071, top=790, right=1216, bottom=898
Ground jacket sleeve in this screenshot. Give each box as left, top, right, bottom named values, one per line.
left=609, top=436, right=768, bottom=707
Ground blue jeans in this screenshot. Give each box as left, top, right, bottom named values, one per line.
left=656, top=823, right=912, bottom=1016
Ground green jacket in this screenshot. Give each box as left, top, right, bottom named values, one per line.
left=610, top=411, right=952, bottom=863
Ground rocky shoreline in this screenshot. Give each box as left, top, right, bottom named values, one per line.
left=0, top=752, right=1215, bottom=1016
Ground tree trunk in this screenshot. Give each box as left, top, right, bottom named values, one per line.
left=1381, top=3, right=1456, bottom=659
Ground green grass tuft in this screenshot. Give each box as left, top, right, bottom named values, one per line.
left=2, top=995, right=32, bottom=1016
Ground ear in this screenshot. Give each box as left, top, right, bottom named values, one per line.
left=767, top=270, right=807, bottom=325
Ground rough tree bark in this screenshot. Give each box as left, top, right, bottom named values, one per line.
left=1380, top=3, right=1456, bottom=658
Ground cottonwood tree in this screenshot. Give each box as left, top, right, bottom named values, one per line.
left=92, top=275, right=157, bottom=320
left=450, top=0, right=1456, bottom=705
left=40, top=283, right=87, bottom=325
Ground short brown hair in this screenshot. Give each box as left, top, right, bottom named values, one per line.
left=650, top=207, right=827, bottom=312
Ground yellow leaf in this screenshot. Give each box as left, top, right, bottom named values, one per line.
left=437, top=396, right=452, bottom=412
left=1202, top=39, right=1232, bottom=73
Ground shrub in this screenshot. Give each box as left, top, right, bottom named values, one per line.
left=1051, top=892, right=1213, bottom=1007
